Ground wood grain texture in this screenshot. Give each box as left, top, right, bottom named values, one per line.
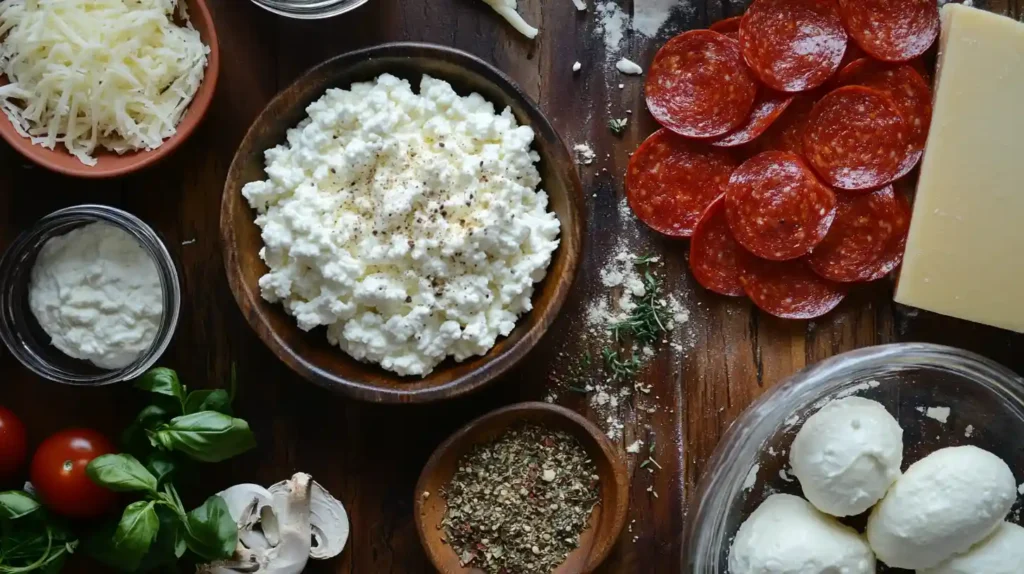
left=0, top=0, right=1020, bottom=572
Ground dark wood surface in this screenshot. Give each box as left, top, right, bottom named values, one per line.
left=1, top=0, right=1022, bottom=572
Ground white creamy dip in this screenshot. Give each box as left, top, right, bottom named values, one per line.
left=243, top=74, right=561, bottom=377
left=29, top=222, right=163, bottom=369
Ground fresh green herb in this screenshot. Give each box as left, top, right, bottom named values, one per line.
left=440, top=424, right=600, bottom=574
left=608, top=118, right=628, bottom=135
left=608, top=260, right=668, bottom=347
left=0, top=491, right=76, bottom=573
left=84, top=367, right=253, bottom=572
left=601, top=348, right=640, bottom=381
left=566, top=385, right=589, bottom=394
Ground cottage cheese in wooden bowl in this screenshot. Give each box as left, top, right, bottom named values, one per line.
left=223, top=44, right=583, bottom=402
left=242, top=74, right=560, bottom=377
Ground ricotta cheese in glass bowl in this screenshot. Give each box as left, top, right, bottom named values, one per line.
left=242, top=74, right=561, bottom=377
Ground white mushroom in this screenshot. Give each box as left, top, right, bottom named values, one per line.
left=269, top=478, right=350, bottom=560
left=197, top=473, right=348, bottom=574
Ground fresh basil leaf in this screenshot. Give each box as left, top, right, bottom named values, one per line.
left=123, top=405, right=172, bottom=455
left=183, top=495, right=237, bottom=561
left=145, top=452, right=176, bottom=486
left=87, top=454, right=158, bottom=493
left=112, top=501, right=160, bottom=571
left=135, top=368, right=185, bottom=405
left=0, top=490, right=40, bottom=519
left=183, top=389, right=232, bottom=416
left=135, top=505, right=186, bottom=571
left=150, top=412, right=256, bottom=463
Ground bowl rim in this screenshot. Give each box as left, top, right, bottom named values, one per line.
left=682, top=342, right=1024, bottom=571
left=220, top=42, right=585, bottom=403
left=0, top=0, right=220, bottom=179
left=412, top=401, right=630, bottom=573
left=249, top=0, right=371, bottom=19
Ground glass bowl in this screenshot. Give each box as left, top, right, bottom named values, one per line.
left=684, top=343, right=1024, bottom=572
left=0, top=205, right=181, bottom=385
left=249, top=0, right=369, bottom=19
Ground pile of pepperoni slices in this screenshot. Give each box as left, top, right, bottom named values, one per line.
left=627, top=0, right=937, bottom=319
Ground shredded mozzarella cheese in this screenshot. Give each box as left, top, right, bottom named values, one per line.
left=0, top=0, right=209, bottom=166
left=482, top=0, right=538, bottom=39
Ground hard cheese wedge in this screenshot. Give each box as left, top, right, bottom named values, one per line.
left=895, top=4, right=1024, bottom=333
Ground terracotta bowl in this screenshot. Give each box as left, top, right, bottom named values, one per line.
left=0, top=0, right=220, bottom=178
left=221, top=43, right=585, bottom=403
left=414, top=402, right=630, bottom=574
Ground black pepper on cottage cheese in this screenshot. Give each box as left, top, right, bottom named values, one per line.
left=242, top=74, right=561, bottom=377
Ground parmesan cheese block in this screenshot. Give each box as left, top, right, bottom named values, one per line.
left=894, top=5, right=1024, bottom=332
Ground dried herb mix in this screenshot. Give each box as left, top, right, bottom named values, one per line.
left=440, top=424, right=601, bottom=573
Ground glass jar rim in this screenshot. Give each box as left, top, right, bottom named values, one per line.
left=249, top=0, right=370, bottom=19
left=0, top=204, right=181, bottom=386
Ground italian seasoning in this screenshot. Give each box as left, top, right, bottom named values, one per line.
left=440, top=424, right=601, bottom=573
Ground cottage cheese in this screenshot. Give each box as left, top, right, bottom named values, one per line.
left=242, top=74, right=561, bottom=377
left=29, top=222, right=163, bottom=369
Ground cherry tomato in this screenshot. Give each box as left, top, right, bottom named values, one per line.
left=30, top=428, right=117, bottom=519
left=0, top=406, right=27, bottom=481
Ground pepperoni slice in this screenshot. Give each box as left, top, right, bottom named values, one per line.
left=710, top=15, right=742, bottom=39
left=710, top=89, right=795, bottom=148
left=803, top=85, right=912, bottom=191
left=645, top=30, right=759, bottom=139
left=739, top=0, right=848, bottom=93
left=759, top=95, right=816, bottom=155
left=838, top=0, right=939, bottom=63
left=806, top=186, right=911, bottom=283
left=690, top=195, right=745, bottom=296
left=739, top=257, right=847, bottom=319
left=725, top=151, right=837, bottom=261
left=837, top=59, right=932, bottom=178
left=626, top=129, right=738, bottom=237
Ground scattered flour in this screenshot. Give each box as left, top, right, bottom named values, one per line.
left=633, top=0, right=689, bottom=37
left=595, top=2, right=628, bottom=55
left=573, top=143, right=596, bottom=165
left=835, top=379, right=881, bottom=399
left=626, top=440, right=643, bottom=454
left=916, top=406, right=951, bottom=424
left=743, top=464, right=760, bottom=491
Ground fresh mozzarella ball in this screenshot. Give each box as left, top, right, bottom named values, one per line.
left=729, top=493, right=876, bottom=574
left=921, top=522, right=1024, bottom=574
left=867, top=446, right=1016, bottom=570
left=790, top=396, right=903, bottom=517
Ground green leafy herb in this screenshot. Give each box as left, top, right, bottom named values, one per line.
left=182, top=496, right=237, bottom=562
left=608, top=260, right=668, bottom=347
left=110, top=502, right=160, bottom=571
left=135, top=369, right=185, bottom=404
left=601, top=348, right=640, bottom=381
left=87, top=455, right=158, bottom=494
left=182, top=389, right=232, bottom=416
left=0, top=491, right=41, bottom=520
left=608, top=117, right=628, bottom=135
left=148, top=412, right=255, bottom=463
left=144, top=452, right=176, bottom=487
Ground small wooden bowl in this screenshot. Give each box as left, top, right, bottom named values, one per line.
left=0, top=0, right=220, bottom=178
left=414, top=402, right=629, bottom=574
left=221, top=43, right=585, bottom=403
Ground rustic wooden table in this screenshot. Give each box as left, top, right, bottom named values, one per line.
left=2, top=0, right=1022, bottom=572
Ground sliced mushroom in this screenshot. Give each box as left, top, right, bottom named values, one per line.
left=198, top=473, right=316, bottom=574
left=269, top=478, right=349, bottom=560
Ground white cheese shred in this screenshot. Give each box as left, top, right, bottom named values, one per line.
left=572, top=0, right=587, bottom=11
left=482, top=0, right=539, bottom=39
left=0, top=0, right=209, bottom=166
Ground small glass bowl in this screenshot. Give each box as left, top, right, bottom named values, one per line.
left=249, top=0, right=370, bottom=19
left=0, top=205, right=181, bottom=385
left=684, top=343, right=1024, bottom=572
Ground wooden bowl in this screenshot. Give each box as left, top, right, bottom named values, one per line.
left=0, top=0, right=220, bottom=178
left=221, top=43, right=585, bottom=403
left=414, top=402, right=630, bottom=574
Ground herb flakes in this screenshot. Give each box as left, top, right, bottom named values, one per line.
left=440, top=424, right=600, bottom=574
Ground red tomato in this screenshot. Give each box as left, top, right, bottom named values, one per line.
left=30, top=429, right=117, bottom=519
left=0, top=406, right=27, bottom=481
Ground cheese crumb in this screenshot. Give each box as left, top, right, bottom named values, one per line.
left=482, top=0, right=538, bottom=38
left=616, top=58, right=644, bottom=75
left=917, top=406, right=951, bottom=424
left=571, top=0, right=587, bottom=10
left=572, top=61, right=582, bottom=73
left=625, top=440, right=643, bottom=454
